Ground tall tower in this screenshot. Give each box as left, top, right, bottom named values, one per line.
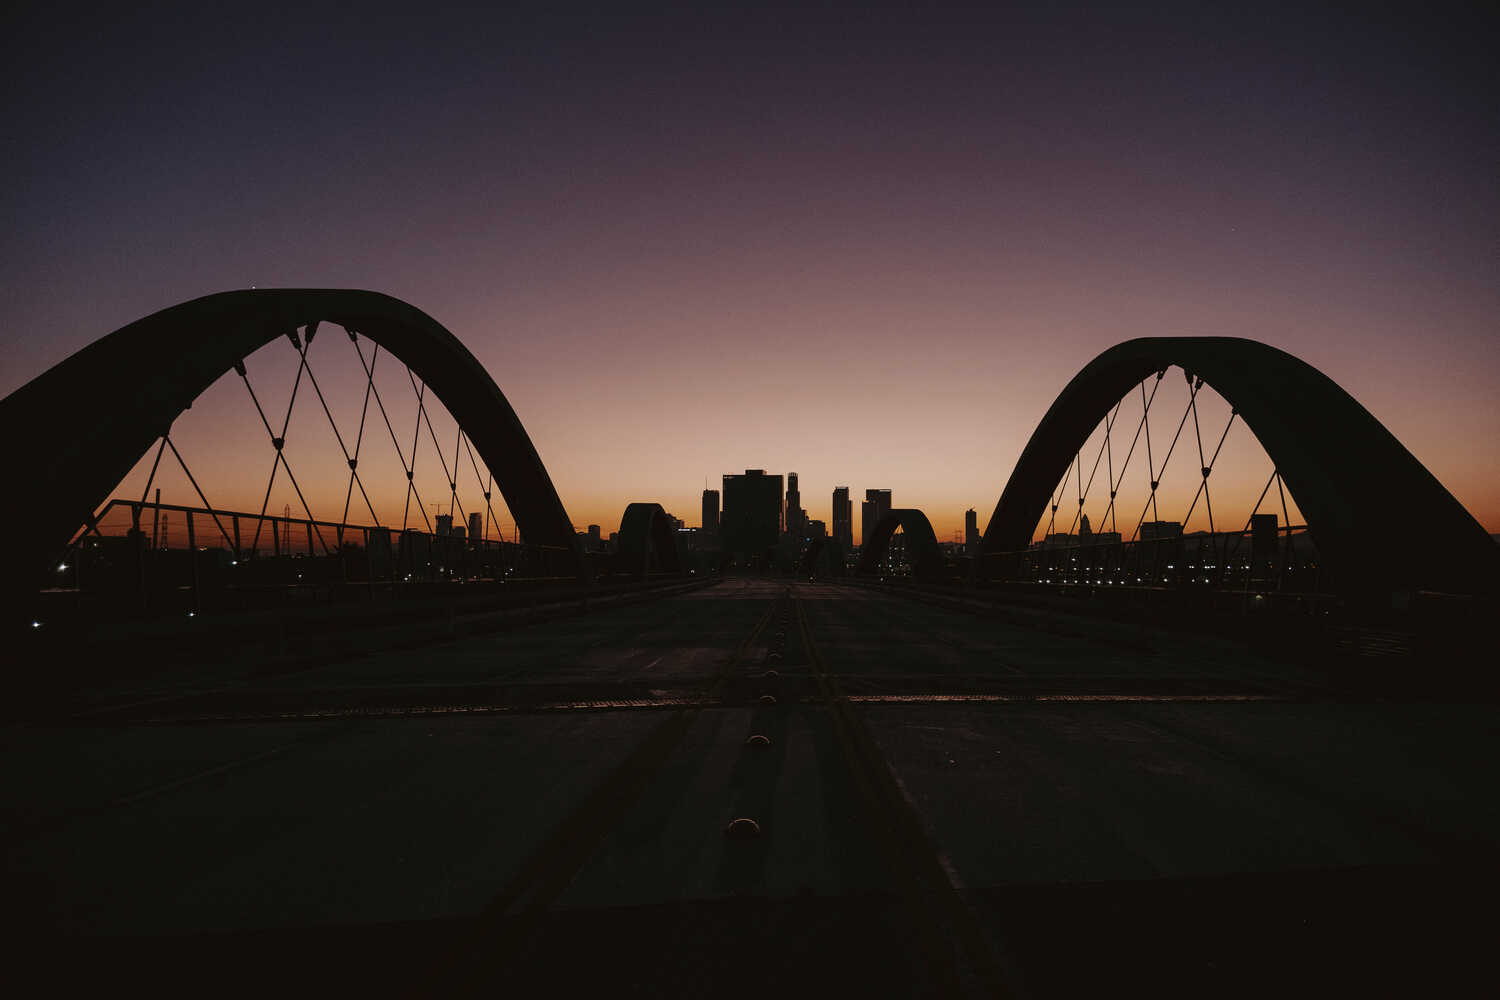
left=702, top=489, right=720, bottom=539
left=786, top=473, right=804, bottom=540
left=861, top=489, right=892, bottom=547
left=832, top=487, right=853, bottom=551
left=965, top=508, right=979, bottom=551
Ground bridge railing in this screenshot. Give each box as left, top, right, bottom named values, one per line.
left=978, top=523, right=1324, bottom=594
left=42, top=498, right=583, bottom=619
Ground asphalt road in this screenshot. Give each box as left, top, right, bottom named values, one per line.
left=3, top=578, right=1495, bottom=997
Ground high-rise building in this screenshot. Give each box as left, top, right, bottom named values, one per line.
left=587, top=524, right=601, bottom=552
left=807, top=519, right=827, bottom=538
left=469, top=512, right=484, bottom=545
left=702, top=489, right=719, bottom=537
left=786, top=472, right=804, bottom=540
left=722, top=470, right=783, bottom=561
left=832, top=487, right=853, bottom=550
left=965, top=508, right=979, bottom=551
left=860, top=489, right=892, bottom=547
left=1140, top=520, right=1182, bottom=541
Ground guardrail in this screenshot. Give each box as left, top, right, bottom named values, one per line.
left=43, top=498, right=619, bottom=621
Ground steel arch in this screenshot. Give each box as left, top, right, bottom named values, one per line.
left=857, top=509, right=942, bottom=580
left=614, top=502, right=683, bottom=578
left=980, top=337, right=1498, bottom=595
left=1, top=288, right=587, bottom=586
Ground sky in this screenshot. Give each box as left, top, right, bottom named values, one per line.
left=4, top=2, right=1497, bottom=543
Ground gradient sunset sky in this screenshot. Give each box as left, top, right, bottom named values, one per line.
left=4, top=3, right=1496, bottom=541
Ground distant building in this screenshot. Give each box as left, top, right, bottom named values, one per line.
left=832, top=487, right=853, bottom=551
left=469, top=512, right=484, bottom=544
left=588, top=524, right=602, bottom=552
left=1140, top=520, right=1182, bottom=541
left=722, top=469, right=783, bottom=561
left=965, top=508, right=979, bottom=551
left=808, top=519, right=827, bottom=538
left=785, top=472, right=805, bottom=541
left=1080, top=513, right=1092, bottom=537
left=435, top=514, right=453, bottom=537
left=701, top=489, right=720, bottom=540
left=861, top=489, right=892, bottom=547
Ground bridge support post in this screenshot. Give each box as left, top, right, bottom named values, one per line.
left=186, top=510, right=200, bottom=616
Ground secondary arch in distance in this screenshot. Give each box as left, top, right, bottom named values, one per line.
left=980, top=337, right=1498, bottom=595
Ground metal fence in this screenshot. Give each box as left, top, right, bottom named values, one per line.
left=45, top=498, right=581, bottom=617
left=978, top=524, right=1324, bottom=594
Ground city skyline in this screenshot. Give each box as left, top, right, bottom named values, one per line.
left=4, top=5, right=1496, bottom=539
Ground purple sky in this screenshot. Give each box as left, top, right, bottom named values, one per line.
left=4, top=3, right=1496, bottom=541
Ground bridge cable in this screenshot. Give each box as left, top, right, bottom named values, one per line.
left=1066, top=400, right=1122, bottom=537
left=161, top=436, right=236, bottom=552
left=1221, top=467, right=1279, bottom=586
left=267, top=334, right=331, bottom=554
left=404, top=366, right=466, bottom=527
left=237, top=350, right=329, bottom=556
left=1275, top=472, right=1295, bottom=588
left=460, top=432, right=507, bottom=554
left=1129, top=371, right=1202, bottom=543
left=348, top=336, right=431, bottom=535
left=294, top=329, right=381, bottom=532
left=1100, top=375, right=1165, bottom=541
left=449, top=426, right=462, bottom=521
left=340, top=334, right=381, bottom=530
left=136, top=436, right=169, bottom=510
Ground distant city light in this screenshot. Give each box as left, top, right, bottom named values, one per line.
left=57, top=563, right=68, bottom=571
left=31, top=621, right=41, bottom=628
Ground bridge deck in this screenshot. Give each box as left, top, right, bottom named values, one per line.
left=3, top=578, right=1494, bottom=996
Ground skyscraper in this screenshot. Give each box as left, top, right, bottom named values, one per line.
left=786, top=472, right=804, bottom=540
left=861, top=489, right=892, bottom=547
left=722, top=470, right=783, bottom=562
left=965, top=508, right=979, bottom=551
left=702, top=489, right=720, bottom=539
left=832, top=487, right=853, bottom=550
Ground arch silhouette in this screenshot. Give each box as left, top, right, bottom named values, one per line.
left=857, top=509, right=943, bottom=580
left=614, top=502, right=683, bottom=578
left=0, top=289, right=588, bottom=587
left=981, top=337, right=1498, bottom=595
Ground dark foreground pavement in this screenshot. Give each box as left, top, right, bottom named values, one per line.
left=4, top=578, right=1495, bottom=997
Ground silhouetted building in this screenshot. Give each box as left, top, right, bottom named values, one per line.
left=965, top=508, right=979, bottom=550
left=702, top=489, right=719, bottom=541
left=469, top=512, right=483, bottom=545
left=588, top=524, right=602, bottom=552
left=1140, top=520, right=1182, bottom=541
left=786, top=473, right=805, bottom=541
left=808, top=519, right=826, bottom=538
left=435, top=514, right=453, bottom=537
left=722, top=469, right=783, bottom=561
left=832, top=487, right=853, bottom=551
left=1080, top=513, right=1092, bottom=537
left=861, top=489, right=891, bottom=547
